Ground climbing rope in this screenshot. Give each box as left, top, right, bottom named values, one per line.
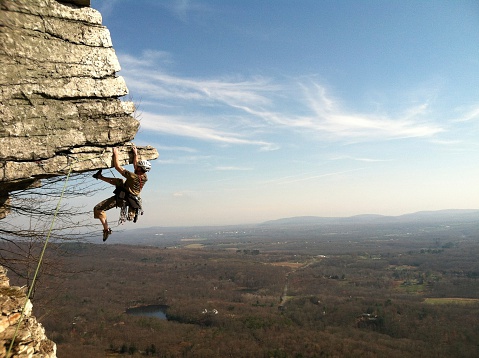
left=6, top=150, right=112, bottom=357
left=6, top=160, right=74, bottom=358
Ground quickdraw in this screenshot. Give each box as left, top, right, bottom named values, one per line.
left=114, top=187, right=144, bottom=225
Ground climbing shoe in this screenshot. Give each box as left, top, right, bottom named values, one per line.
left=93, top=169, right=102, bottom=180
left=103, top=228, right=112, bottom=242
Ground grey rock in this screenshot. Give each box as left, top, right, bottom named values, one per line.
left=1, top=0, right=159, bottom=206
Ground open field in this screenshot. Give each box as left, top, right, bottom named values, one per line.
left=424, top=298, right=479, bottom=305
left=5, top=217, right=479, bottom=357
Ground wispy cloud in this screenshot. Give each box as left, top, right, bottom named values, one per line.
left=268, top=168, right=366, bottom=185
left=170, top=0, right=191, bottom=21
left=122, top=69, right=277, bottom=107
left=120, top=51, right=446, bottom=149
left=172, top=190, right=193, bottom=197
left=141, top=112, right=278, bottom=151
left=330, top=155, right=392, bottom=163
left=158, top=155, right=211, bottom=165
left=155, top=145, right=198, bottom=153
left=428, top=139, right=462, bottom=146
left=215, top=166, right=253, bottom=171
left=299, top=83, right=443, bottom=139
left=119, top=51, right=173, bottom=68
left=93, top=0, right=121, bottom=18
left=454, top=105, right=479, bottom=122
left=159, top=0, right=214, bottom=23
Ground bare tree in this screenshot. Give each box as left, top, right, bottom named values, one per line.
left=0, top=172, right=103, bottom=294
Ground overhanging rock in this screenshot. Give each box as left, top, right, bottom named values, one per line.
left=0, top=0, right=159, bottom=214
left=1, top=144, right=158, bottom=183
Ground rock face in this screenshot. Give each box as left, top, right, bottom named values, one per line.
left=0, top=1, right=159, bottom=354
left=0, top=266, right=56, bottom=358
left=0, top=0, right=159, bottom=216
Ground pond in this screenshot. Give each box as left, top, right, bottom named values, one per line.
left=125, top=305, right=169, bottom=320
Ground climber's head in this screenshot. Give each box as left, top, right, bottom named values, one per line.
left=137, top=160, right=151, bottom=174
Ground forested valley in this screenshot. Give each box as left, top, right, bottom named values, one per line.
left=7, top=218, right=479, bottom=357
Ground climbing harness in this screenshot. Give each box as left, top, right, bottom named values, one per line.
left=99, top=154, right=145, bottom=225
left=114, top=186, right=144, bottom=225
left=118, top=196, right=143, bottom=224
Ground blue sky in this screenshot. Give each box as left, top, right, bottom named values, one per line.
left=90, top=0, right=479, bottom=227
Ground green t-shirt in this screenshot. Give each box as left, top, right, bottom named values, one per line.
left=122, top=170, right=147, bottom=196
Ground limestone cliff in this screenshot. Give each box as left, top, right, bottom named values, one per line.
left=0, top=0, right=159, bottom=216
left=1, top=0, right=159, bottom=355
left=0, top=266, right=56, bottom=358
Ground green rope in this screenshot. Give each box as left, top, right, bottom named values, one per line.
left=6, top=162, right=74, bottom=358
left=5, top=149, right=120, bottom=356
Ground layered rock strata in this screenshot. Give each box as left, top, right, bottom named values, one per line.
left=0, top=0, right=159, bottom=212
left=0, top=0, right=159, bottom=355
left=0, top=266, right=56, bottom=358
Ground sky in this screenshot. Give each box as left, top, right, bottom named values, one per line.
left=89, top=0, right=479, bottom=227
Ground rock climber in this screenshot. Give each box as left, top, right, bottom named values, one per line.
left=92, top=145, right=151, bottom=241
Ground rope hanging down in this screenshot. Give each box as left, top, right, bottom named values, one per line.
left=6, top=150, right=110, bottom=357
left=6, top=162, right=73, bottom=358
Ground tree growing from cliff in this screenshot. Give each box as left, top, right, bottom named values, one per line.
left=0, top=172, right=101, bottom=292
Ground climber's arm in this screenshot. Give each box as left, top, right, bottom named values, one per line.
left=113, top=147, right=125, bottom=175
left=132, top=144, right=138, bottom=172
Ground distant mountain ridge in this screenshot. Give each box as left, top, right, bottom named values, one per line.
left=260, top=209, right=479, bottom=226
left=109, top=209, right=479, bottom=244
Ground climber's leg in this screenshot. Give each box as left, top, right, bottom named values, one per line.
left=93, top=196, right=117, bottom=241
left=93, top=169, right=123, bottom=186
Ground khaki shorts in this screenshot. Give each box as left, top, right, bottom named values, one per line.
left=94, top=196, right=121, bottom=220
